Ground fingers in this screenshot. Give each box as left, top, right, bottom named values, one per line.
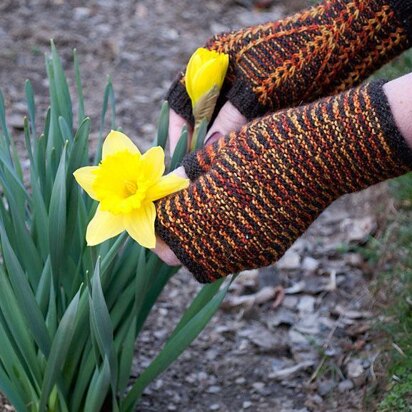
left=153, top=236, right=181, bottom=266
left=156, top=103, right=246, bottom=269
left=153, top=166, right=188, bottom=266
left=169, top=102, right=246, bottom=154
left=205, top=101, right=247, bottom=145
left=168, top=109, right=192, bottom=156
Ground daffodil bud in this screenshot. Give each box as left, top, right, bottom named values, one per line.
left=185, top=48, right=229, bottom=122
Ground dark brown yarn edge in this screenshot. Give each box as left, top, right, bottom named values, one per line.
left=155, top=218, right=215, bottom=283
left=368, top=79, right=412, bottom=169
left=165, top=77, right=195, bottom=125
left=388, top=0, right=412, bottom=43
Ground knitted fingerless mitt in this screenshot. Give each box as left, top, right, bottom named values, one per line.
left=156, top=81, right=412, bottom=283
left=168, top=0, right=412, bottom=121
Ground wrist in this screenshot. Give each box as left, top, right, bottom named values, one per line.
left=383, top=73, right=412, bottom=150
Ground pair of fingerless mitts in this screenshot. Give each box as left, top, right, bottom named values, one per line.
left=156, top=0, right=412, bottom=282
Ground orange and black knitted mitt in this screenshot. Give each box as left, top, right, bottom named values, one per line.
left=167, top=0, right=412, bottom=121
left=156, top=81, right=412, bottom=282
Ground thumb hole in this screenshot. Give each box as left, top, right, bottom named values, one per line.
left=205, top=101, right=247, bottom=145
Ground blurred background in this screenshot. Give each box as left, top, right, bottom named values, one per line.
left=0, top=0, right=306, bottom=151
left=1, top=1, right=412, bottom=411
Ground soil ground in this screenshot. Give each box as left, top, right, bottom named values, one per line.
left=0, top=1, right=396, bottom=411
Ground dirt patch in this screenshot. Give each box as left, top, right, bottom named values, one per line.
left=135, top=185, right=391, bottom=412
left=0, top=1, right=393, bottom=411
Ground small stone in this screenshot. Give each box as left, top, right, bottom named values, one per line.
left=7, top=114, right=24, bottom=130
left=197, top=371, right=208, bottom=381
left=276, top=251, right=301, bottom=270
left=362, top=359, right=371, bottom=368
left=318, top=380, right=336, bottom=396
left=154, top=379, right=163, bottom=390
left=236, top=377, right=246, bottom=384
left=305, top=394, right=323, bottom=407
left=347, top=359, right=365, bottom=385
left=345, top=253, right=363, bottom=267
left=141, top=123, right=156, bottom=135
left=248, top=329, right=277, bottom=351
left=297, top=296, right=315, bottom=313
left=338, top=379, right=354, bottom=392
left=207, top=385, right=221, bottom=394
left=73, top=7, right=91, bottom=19
left=172, top=393, right=182, bottom=403
left=268, top=308, right=297, bottom=327
left=295, top=314, right=320, bottom=335
left=302, top=256, right=320, bottom=272
left=238, top=339, right=249, bottom=351
left=289, top=329, right=309, bottom=345
left=282, top=295, right=299, bottom=309
left=341, top=216, right=376, bottom=243
left=153, top=330, right=167, bottom=340
left=242, top=401, right=252, bottom=409
left=159, top=308, right=168, bottom=316
left=347, top=360, right=364, bottom=379
left=206, top=349, right=218, bottom=361
left=167, top=404, right=177, bottom=411
left=209, top=404, right=220, bottom=411
left=269, top=361, right=314, bottom=380
left=252, top=382, right=265, bottom=393
left=185, top=374, right=196, bottom=384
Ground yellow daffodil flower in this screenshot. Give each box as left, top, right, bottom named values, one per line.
left=185, top=48, right=229, bottom=114
left=73, top=131, right=189, bottom=248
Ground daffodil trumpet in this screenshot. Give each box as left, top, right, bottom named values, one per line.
left=74, top=130, right=189, bottom=249
left=185, top=48, right=229, bottom=150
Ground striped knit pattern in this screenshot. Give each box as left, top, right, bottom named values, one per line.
left=167, top=0, right=412, bottom=122
left=157, top=81, right=412, bottom=283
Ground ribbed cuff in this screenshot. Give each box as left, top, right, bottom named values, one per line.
left=226, top=77, right=267, bottom=120
left=181, top=152, right=204, bottom=181
left=181, top=136, right=229, bottom=181
left=370, top=79, right=412, bottom=168
left=165, top=77, right=194, bottom=125
left=389, top=0, right=412, bottom=42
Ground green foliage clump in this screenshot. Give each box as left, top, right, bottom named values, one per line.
left=377, top=172, right=412, bottom=411
left=0, top=43, right=233, bottom=412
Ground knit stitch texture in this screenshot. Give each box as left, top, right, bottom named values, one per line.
left=167, top=0, right=412, bottom=121
left=157, top=81, right=412, bottom=282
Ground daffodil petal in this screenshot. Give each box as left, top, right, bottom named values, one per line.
left=190, top=59, right=217, bottom=105
left=139, top=146, right=165, bottom=184
left=102, top=130, right=140, bottom=159
left=86, top=206, right=125, bottom=246
left=73, top=166, right=99, bottom=200
left=146, top=173, right=189, bottom=201
left=186, top=52, right=203, bottom=102
left=185, top=48, right=229, bottom=108
left=194, top=59, right=223, bottom=95
left=124, top=202, right=156, bottom=249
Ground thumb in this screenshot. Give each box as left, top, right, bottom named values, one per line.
left=205, top=101, right=247, bottom=145
left=168, top=108, right=192, bottom=156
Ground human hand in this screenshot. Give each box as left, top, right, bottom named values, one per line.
left=166, top=0, right=412, bottom=155
left=155, top=78, right=412, bottom=282
left=168, top=103, right=247, bottom=156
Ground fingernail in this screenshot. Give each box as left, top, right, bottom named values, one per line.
left=205, top=131, right=222, bottom=145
